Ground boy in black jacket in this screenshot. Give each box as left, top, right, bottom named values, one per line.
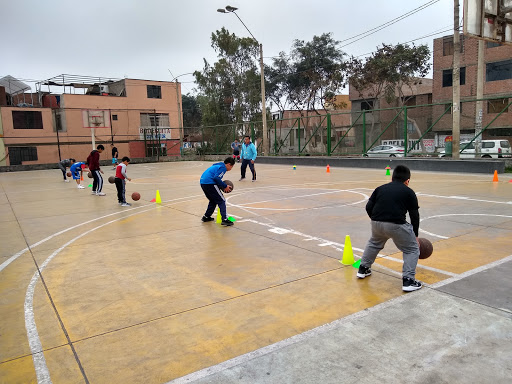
left=357, top=165, right=422, bottom=292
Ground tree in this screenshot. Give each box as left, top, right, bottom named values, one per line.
left=194, top=28, right=262, bottom=128
left=266, top=33, right=347, bottom=115
left=265, top=33, right=347, bottom=153
left=182, top=94, right=202, bottom=128
left=346, top=43, right=431, bottom=148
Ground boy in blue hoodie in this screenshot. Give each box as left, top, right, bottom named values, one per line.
left=200, top=157, right=235, bottom=226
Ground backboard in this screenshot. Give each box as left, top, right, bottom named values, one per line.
left=82, top=109, right=111, bottom=129
left=464, top=0, right=512, bottom=44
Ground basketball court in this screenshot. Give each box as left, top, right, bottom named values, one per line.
left=1, top=160, right=511, bottom=383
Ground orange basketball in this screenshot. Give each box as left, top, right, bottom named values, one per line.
left=66, top=171, right=71, bottom=177
left=108, top=176, right=115, bottom=184
left=131, top=192, right=141, bottom=201
left=87, top=172, right=93, bottom=178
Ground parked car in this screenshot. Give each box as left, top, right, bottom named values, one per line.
left=438, top=141, right=476, bottom=158
left=480, top=139, right=511, bottom=158
left=364, top=145, right=405, bottom=157
left=438, top=139, right=511, bottom=158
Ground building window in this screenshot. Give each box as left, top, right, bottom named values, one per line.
left=487, top=98, right=509, bottom=113
left=9, top=147, right=38, bottom=165
left=486, top=59, right=512, bottom=82
left=443, top=36, right=464, bottom=56
left=112, top=114, right=118, bottom=121
left=361, top=100, right=374, bottom=111
left=12, top=111, right=43, bottom=129
left=442, top=67, right=466, bottom=87
left=487, top=41, right=501, bottom=48
left=55, top=113, right=63, bottom=132
left=403, top=96, right=416, bottom=106
left=487, top=127, right=512, bottom=136
left=147, top=85, right=162, bottom=99
left=140, top=113, right=170, bottom=127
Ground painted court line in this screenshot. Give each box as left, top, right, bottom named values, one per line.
left=166, top=290, right=423, bottom=384
left=167, top=253, right=512, bottom=384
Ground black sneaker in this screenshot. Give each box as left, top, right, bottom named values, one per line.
left=239, top=177, right=245, bottom=181
left=357, top=266, right=372, bottom=279
left=402, top=277, right=422, bottom=292
left=221, top=219, right=234, bottom=226
left=201, top=216, right=214, bottom=222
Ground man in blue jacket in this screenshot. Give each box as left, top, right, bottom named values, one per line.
left=200, top=157, right=235, bottom=226
left=240, top=135, right=257, bottom=182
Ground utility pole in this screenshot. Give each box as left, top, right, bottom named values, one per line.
left=475, top=39, right=484, bottom=155
left=176, top=80, right=183, bottom=156
left=452, top=0, right=461, bottom=159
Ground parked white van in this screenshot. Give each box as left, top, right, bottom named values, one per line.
left=480, top=140, right=511, bottom=158
left=438, top=141, right=476, bottom=158
left=439, top=139, right=511, bottom=158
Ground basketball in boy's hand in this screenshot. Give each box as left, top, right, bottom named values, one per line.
left=108, top=176, right=115, bottom=184
left=87, top=172, right=92, bottom=178
left=67, top=171, right=71, bottom=177
left=224, top=180, right=234, bottom=193
left=418, top=238, right=433, bottom=259
left=131, top=192, right=141, bottom=201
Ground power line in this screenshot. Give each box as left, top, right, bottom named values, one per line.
left=339, top=0, right=441, bottom=47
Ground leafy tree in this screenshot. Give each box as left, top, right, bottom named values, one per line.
left=346, top=43, right=431, bottom=148
left=267, top=33, right=347, bottom=115
left=265, top=33, right=346, bottom=152
left=194, top=28, right=262, bottom=128
left=182, top=94, right=202, bottom=128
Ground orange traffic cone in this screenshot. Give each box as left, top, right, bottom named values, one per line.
left=326, top=164, right=330, bottom=173
left=493, top=170, right=498, bottom=182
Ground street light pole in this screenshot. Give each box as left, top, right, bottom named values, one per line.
left=217, top=5, right=268, bottom=155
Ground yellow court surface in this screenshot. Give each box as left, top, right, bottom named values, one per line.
left=1, top=161, right=511, bottom=383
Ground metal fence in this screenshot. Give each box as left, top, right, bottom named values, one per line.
left=181, top=95, right=512, bottom=158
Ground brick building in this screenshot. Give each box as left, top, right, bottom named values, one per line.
left=0, top=75, right=182, bottom=166
left=349, top=78, right=435, bottom=153
left=269, top=103, right=353, bottom=155
left=432, top=35, right=512, bottom=144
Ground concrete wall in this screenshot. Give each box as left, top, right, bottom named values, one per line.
left=256, top=156, right=506, bottom=174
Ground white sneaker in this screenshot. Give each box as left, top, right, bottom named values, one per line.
left=96, top=192, right=106, bottom=196
left=64, top=179, right=69, bottom=183
left=91, top=191, right=97, bottom=195
left=121, top=202, right=131, bottom=207
left=77, top=185, right=85, bottom=189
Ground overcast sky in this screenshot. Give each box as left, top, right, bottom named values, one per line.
left=0, top=0, right=455, bottom=96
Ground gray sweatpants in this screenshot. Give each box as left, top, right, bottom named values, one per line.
left=361, top=221, right=419, bottom=279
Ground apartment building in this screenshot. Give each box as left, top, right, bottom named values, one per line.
left=432, top=35, right=512, bottom=144
left=0, top=75, right=182, bottom=166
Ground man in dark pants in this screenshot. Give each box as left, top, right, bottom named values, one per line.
left=111, top=143, right=118, bottom=170
left=239, top=135, right=257, bottom=182
left=87, top=144, right=105, bottom=196
left=357, top=165, right=422, bottom=292
left=57, top=158, right=75, bottom=182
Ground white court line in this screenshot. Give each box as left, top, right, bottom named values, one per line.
left=24, top=206, right=156, bottom=384
left=227, top=188, right=369, bottom=212
left=240, top=218, right=456, bottom=277
left=417, top=192, right=512, bottom=205
left=419, top=213, right=512, bottom=239
left=23, top=195, right=207, bottom=383
left=167, top=250, right=512, bottom=384
left=166, top=290, right=424, bottom=384
left=0, top=194, right=204, bottom=274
